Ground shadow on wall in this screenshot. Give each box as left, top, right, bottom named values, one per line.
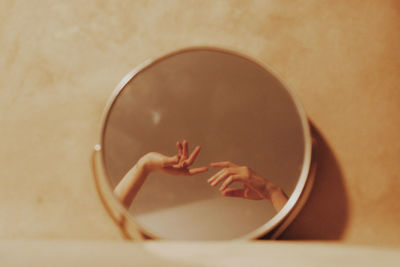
left=279, top=122, right=349, bottom=240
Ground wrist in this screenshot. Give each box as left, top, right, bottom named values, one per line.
left=251, top=173, right=273, bottom=200
left=263, top=182, right=279, bottom=200
left=137, top=156, right=151, bottom=175
left=266, top=184, right=283, bottom=199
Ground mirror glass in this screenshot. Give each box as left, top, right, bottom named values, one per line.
left=101, top=48, right=310, bottom=240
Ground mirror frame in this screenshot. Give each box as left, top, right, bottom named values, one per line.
left=92, top=46, right=315, bottom=240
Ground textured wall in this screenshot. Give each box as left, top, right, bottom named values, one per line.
left=0, top=0, right=399, bottom=247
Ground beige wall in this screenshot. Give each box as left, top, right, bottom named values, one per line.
left=1, top=0, right=399, bottom=247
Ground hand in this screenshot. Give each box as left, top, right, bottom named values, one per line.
left=207, top=161, right=272, bottom=200
left=139, top=140, right=208, bottom=176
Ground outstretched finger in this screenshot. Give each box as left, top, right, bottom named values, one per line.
left=221, top=188, right=246, bottom=198
left=210, top=161, right=236, bottom=168
left=185, top=146, right=201, bottom=166
left=188, top=167, right=209, bottom=175
left=219, top=174, right=241, bottom=191
left=176, top=141, right=183, bottom=156
left=210, top=170, right=232, bottom=187
left=182, top=140, right=189, bottom=159
left=207, top=168, right=226, bottom=184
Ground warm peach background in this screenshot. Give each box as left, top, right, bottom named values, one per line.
left=1, top=0, right=399, bottom=247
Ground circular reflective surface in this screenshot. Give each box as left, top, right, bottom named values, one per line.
left=100, top=48, right=311, bottom=240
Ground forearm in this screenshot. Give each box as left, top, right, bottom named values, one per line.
left=114, top=159, right=149, bottom=208
left=268, top=185, right=288, bottom=212
left=264, top=181, right=288, bottom=213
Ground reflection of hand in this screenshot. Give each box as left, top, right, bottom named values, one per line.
left=207, top=161, right=270, bottom=200
left=115, top=140, right=208, bottom=208
left=207, top=161, right=288, bottom=212
left=139, top=140, right=208, bottom=176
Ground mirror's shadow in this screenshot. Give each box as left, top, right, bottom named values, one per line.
left=279, top=122, right=349, bottom=240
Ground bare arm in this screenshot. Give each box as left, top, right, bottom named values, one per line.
left=114, top=155, right=163, bottom=208
left=114, top=140, right=208, bottom=208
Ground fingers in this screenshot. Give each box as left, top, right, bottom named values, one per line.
left=208, top=169, right=231, bottom=186
left=182, top=140, right=188, bottom=159
left=219, top=174, right=241, bottom=191
left=207, top=168, right=226, bottom=184
left=176, top=140, right=202, bottom=168
left=210, top=161, right=237, bottom=168
left=176, top=140, right=189, bottom=167
left=176, top=141, right=183, bottom=156
left=185, top=146, right=201, bottom=166
left=207, top=168, right=241, bottom=189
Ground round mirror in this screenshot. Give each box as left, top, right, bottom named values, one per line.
left=95, top=47, right=313, bottom=240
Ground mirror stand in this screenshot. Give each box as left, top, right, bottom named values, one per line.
left=92, top=145, right=144, bottom=241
